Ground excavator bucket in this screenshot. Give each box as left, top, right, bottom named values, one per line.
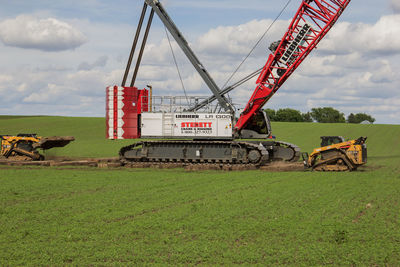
left=33, top=136, right=75, bottom=150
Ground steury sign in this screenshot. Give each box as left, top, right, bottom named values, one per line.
left=141, top=113, right=232, bottom=138
left=280, top=23, right=312, bottom=65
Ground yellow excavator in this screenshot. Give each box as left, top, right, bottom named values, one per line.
left=0, top=134, right=74, bottom=161
left=303, top=136, right=367, bottom=171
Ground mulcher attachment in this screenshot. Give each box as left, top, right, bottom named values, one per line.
left=0, top=134, right=75, bottom=161
left=33, top=136, right=75, bottom=150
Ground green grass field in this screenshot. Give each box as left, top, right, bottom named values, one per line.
left=1, top=116, right=400, bottom=265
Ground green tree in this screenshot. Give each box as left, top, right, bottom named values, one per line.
left=310, top=107, right=345, bottom=123
left=275, top=108, right=304, bottom=122
left=302, top=112, right=313, bottom=122
left=347, top=113, right=375, bottom=124
left=264, top=108, right=276, bottom=121
left=347, top=113, right=356, bottom=123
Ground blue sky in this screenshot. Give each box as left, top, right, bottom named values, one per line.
left=0, top=0, right=400, bottom=123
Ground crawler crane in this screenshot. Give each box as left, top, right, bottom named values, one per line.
left=106, top=0, right=352, bottom=168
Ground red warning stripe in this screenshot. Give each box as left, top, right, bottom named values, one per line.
left=113, top=86, right=118, bottom=139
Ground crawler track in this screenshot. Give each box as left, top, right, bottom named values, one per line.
left=312, top=155, right=356, bottom=172
left=310, top=150, right=358, bottom=172
left=119, top=140, right=300, bottom=167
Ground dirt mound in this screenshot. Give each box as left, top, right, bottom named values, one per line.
left=259, top=161, right=304, bottom=172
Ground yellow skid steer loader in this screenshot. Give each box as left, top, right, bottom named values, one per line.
left=303, top=136, right=367, bottom=171
left=0, top=134, right=74, bottom=161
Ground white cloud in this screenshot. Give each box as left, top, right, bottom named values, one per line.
left=391, top=0, right=400, bottom=13
left=23, top=83, right=68, bottom=103
left=197, top=19, right=288, bottom=57
left=319, top=15, right=400, bottom=55
left=78, top=55, right=108, bottom=71
left=16, top=83, right=28, bottom=93
left=142, top=38, right=187, bottom=64
left=0, top=75, right=14, bottom=95
left=192, top=13, right=400, bottom=58
left=66, top=69, right=111, bottom=96
left=0, top=15, right=87, bottom=51
left=0, top=74, right=13, bottom=84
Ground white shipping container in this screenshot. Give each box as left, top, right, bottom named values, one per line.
left=141, top=112, right=232, bottom=138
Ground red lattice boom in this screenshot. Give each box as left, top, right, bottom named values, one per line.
left=235, top=0, right=351, bottom=131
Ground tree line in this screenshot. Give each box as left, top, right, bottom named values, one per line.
left=264, top=107, right=375, bottom=123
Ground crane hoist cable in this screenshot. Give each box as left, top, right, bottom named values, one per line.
left=164, top=26, right=190, bottom=105
left=221, top=0, right=293, bottom=96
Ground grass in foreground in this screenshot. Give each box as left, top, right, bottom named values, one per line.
left=0, top=166, right=399, bottom=265
left=1, top=116, right=400, bottom=265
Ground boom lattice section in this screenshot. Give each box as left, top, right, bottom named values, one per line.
left=235, top=0, right=351, bottom=130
